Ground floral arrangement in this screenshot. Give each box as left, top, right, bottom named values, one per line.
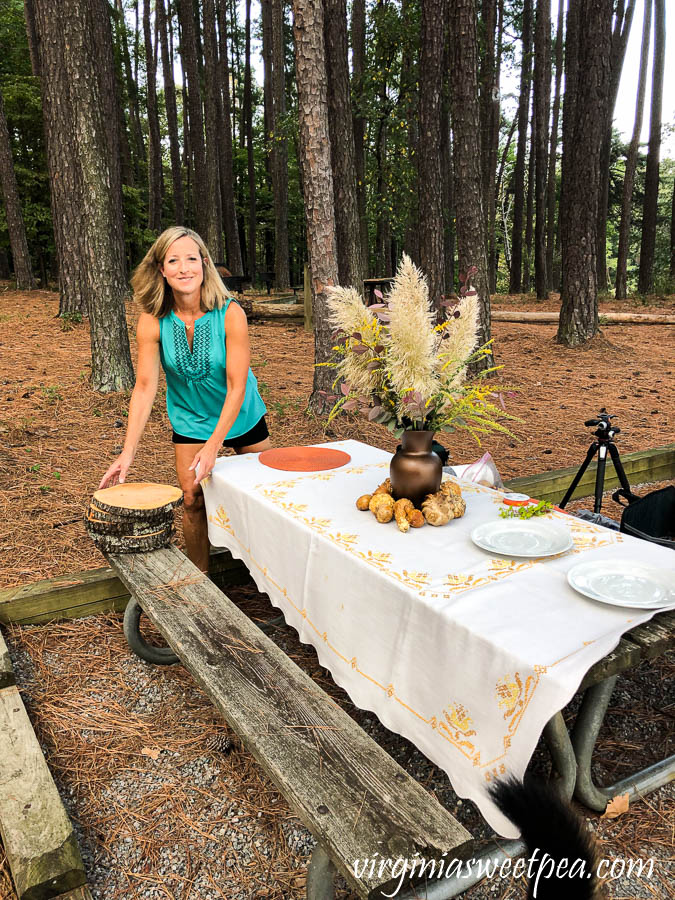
left=320, top=254, right=517, bottom=441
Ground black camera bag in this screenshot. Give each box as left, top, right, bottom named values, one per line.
left=620, top=486, right=675, bottom=550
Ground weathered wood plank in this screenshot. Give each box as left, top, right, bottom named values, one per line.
left=0, top=549, right=248, bottom=625
left=0, top=686, right=86, bottom=899
left=106, top=545, right=472, bottom=897
left=504, top=444, right=675, bottom=505
left=623, top=610, right=675, bottom=661
left=0, top=626, right=15, bottom=688
left=579, top=638, right=642, bottom=691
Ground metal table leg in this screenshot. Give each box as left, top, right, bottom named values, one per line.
left=542, top=712, right=577, bottom=800
left=307, top=845, right=335, bottom=900
left=571, top=675, right=675, bottom=811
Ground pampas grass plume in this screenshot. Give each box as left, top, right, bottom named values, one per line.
left=385, top=255, right=439, bottom=410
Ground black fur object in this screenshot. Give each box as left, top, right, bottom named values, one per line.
left=489, top=777, right=600, bottom=899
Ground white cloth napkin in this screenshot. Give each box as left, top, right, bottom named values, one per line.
left=202, top=439, right=671, bottom=837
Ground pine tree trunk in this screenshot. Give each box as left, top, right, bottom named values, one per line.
left=557, top=0, right=613, bottom=347
left=34, top=0, right=133, bottom=389
left=448, top=0, right=492, bottom=358
left=114, top=52, right=135, bottom=193
left=291, top=0, right=339, bottom=410
left=488, top=0, right=503, bottom=292
left=269, top=0, right=290, bottom=288
left=115, top=0, right=145, bottom=178
left=374, top=4, right=391, bottom=278
left=23, top=0, right=41, bottom=77
left=243, top=0, right=256, bottom=280
left=596, top=0, right=635, bottom=292
left=479, top=0, right=499, bottom=292
left=261, top=0, right=274, bottom=275
left=375, top=111, right=389, bottom=275
left=0, top=88, right=36, bottom=290
left=401, top=0, right=419, bottom=264
left=181, top=81, right=193, bottom=226
left=143, top=0, right=163, bottom=233
left=670, top=174, right=675, bottom=284
left=350, top=0, right=368, bottom=274
left=509, top=0, right=532, bottom=294
left=441, top=69, right=455, bottom=295
left=546, top=0, right=564, bottom=290
left=637, top=0, right=665, bottom=295
left=229, top=0, right=241, bottom=144
left=215, top=0, right=244, bottom=273
left=111, top=5, right=135, bottom=192
left=616, top=0, right=651, bottom=300
left=524, top=97, right=535, bottom=292
left=533, top=0, right=550, bottom=299
left=177, top=0, right=214, bottom=247
left=34, top=0, right=88, bottom=313
left=418, top=0, right=445, bottom=312
left=324, top=0, right=364, bottom=289
left=157, top=0, right=185, bottom=224
left=91, top=0, right=127, bottom=281
left=198, top=0, right=223, bottom=261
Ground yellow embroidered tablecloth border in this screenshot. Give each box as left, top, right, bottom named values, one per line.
left=208, top=461, right=632, bottom=780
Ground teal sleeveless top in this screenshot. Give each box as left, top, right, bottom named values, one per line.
left=158, top=299, right=266, bottom=441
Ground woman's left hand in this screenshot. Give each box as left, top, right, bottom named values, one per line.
left=189, top=441, right=219, bottom=486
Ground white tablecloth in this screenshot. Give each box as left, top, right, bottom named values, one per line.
left=203, top=439, right=672, bottom=836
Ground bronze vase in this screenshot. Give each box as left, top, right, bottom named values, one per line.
left=389, top=430, right=442, bottom=508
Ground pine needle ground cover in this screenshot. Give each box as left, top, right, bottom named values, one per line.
left=0, top=284, right=673, bottom=898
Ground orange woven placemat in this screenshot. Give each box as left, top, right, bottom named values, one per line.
left=258, top=446, right=351, bottom=472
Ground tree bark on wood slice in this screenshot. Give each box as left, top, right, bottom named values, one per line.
left=91, top=483, right=183, bottom=515
left=86, top=504, right=174, bottom=526
left=86, top=527, right=174, bottom=554
left=85, top=514, right=173, bottom=537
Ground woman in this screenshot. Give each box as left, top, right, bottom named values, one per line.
left=99, top=226, right=270, bottom=572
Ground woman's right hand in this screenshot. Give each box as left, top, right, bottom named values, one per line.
left=98, top=450, right=135, bottom=490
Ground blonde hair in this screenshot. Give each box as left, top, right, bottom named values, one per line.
left=131, top=226, right=232, bottom=317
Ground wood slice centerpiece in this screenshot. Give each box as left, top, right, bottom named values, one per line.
left=85, top=483, right=183, bottom=553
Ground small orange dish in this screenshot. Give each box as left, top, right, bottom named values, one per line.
left=502, top=492, right=531, bottom=507
left=258, top=446, right=351, bottom=472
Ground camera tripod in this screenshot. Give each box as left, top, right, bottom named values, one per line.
left=559, top=410, right=638, bottom=513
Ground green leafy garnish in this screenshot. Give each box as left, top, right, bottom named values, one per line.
left=499, top=500, right=554, bottom=520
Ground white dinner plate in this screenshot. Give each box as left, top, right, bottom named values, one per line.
left=567, top=560, right=675, bottom=609
left=470, top=519, right=574, bottom=558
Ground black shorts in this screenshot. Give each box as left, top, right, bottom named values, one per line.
left=172, top=415, right=269, bottom=449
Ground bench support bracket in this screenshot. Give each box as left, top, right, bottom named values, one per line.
left=542, top=675, right=675, bottom=813
left=306, top=845, right=335, bottom=900
left=571, top=675, right=675, bottom=810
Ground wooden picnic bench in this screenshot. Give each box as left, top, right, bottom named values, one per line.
left=108, top=544, right=675, bottom=896
left=106, top=545, right=475, bottom=900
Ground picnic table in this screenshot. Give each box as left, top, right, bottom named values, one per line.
left=257, top=271, right=274, bottom=295
left=202, top=439, right=674, bottom=837
left=222, top=274, right=249, bottom=294
left=363, top=276, right=394, bottom=304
